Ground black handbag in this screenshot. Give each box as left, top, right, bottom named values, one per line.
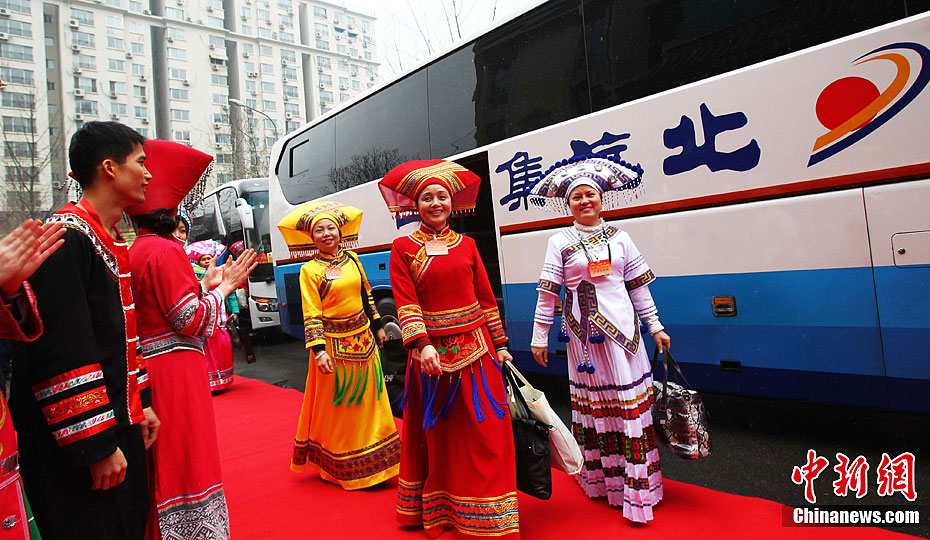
left=652, top=349, right=712, bottom=460
left=504, top=363, right=552, bottom=500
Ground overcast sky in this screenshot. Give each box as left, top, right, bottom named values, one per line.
left=340, top=0, right=542, bottom=80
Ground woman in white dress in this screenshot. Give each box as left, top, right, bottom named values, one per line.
left=529, top=154, right=670, bottom=524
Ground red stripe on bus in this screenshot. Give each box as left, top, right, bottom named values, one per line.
left=498, top=162, right=930, bottom=236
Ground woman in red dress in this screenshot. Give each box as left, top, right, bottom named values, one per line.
left=380, top=160, right=519, bottom=539
left=125, top=140, right=257, bottom=540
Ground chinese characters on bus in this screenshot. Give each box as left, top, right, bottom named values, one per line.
left=496, top=103, right=761, bottom=212
left=792, top=450, right=916, bottom=504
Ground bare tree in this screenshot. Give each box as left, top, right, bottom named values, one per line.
left=1, top=89, right=63, bottom=231
left=228, top=110, right=268, bottom=180
left=329, top=148, right=406, bottom=192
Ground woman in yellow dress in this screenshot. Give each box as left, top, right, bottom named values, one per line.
left=278, top=201, right=400, bottom=489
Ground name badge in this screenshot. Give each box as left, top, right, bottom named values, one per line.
left=425, top=239, right=448, bottom=256
left=588, top=259, right=612, bottom=277
left=324, top=266, right=343, bottom=280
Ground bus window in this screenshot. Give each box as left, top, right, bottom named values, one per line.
left=189, top=195, right=221, bottom=243
left=280, top=120, right=336, bottom=205
left=216, top=187, right=242, bottom=238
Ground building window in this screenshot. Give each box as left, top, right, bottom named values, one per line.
left=108, top=59, right=125, bottom=71
left=283, top=85, right=297, bottom=97
left=75, top=76, right=97, bottom=92
left=281, top=49, right=296, bottom=63
left=170, top=88, right=189, bottom=100
left=107, top=37, right=125, bottom=50
left=0, top=19, right=31, bottom=38
left=243, top=61, right=255, bottom=72
left=260, top=44, right=272, bottom=56
left=171, top=109, right=190, bottom=121
left=242, top=43, right=254, bottom=54
left=282, top=67, right=296, bottom=79
left=314, top=6, right=326, bottom=18
left=240, top=6, right=250, bottom=18
left=320, top=90, right=333, bottom=102
left=133, top=85, right=145, bottom=97
left=74, top=99, right=98, bottom=115
left=262, top=100, right=275, bottom=111
left=131, top=42, right=144, bottom=55
left=167, top=27, right=185, bottom=40
left=258, top=27, right=272, bottom=39
left=241, top=26, right=252, bottom=36
left=168, top=48, right=186, bottom=60
left=284, top=103, right=299, bottom=115
left=106, top=15, right=124, bottom=29
left=2, top=116, right=36, bottom=134
left=211, top=74, right=227, bottom=85
left=71, top=31, right=95, bottom=48
left=173, top=130, right=191, bottom=143
left=245, top=80, right=256, bottom=92
left=261, top=82, right=275, bottom=93
left=319, top=73, right=331, bottom=85
left=315, top=39, right=329, bottom=51
left=74, top=54, right=96, bottom=70
left=261, top=63, right=273, bottom=74
left=111, top=102, right=127, bottom=115
left=209, top=35, right=225, bottom=48
left=165, top=7, right=184, bottom=20
left=213, top=94, right=228, bottom=105
left=169, top=67, right=187, bottom=79
left=317, top=56, right=330, bottom=69
left=70, top=8, right=94, bottom=24
left=279, top=32, right=294, bottom=43
left=130, top=21, right=144, bottom=33
left=109, top=81, right=126, bottom=94
left=314, top=22, right=328, bottom=36
left=257, top=8, right=269, bottom=20
left=207, top=17, right=223, bottom=28
left=134, top=106, right=147, bottom=118
left=136, top=127, right=148, bottom=137
left=132, top=64, right=145, bottom=76
left=129, top=1, right=143, bottom=13
left=0, top=67, right=33, bottom=85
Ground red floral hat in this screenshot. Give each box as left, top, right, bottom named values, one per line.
left=124, top=139, right=213, bottom=217
left=378, top=159, right=481, bottom=219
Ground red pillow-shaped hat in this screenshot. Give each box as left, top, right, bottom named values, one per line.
left=378, top=159, right=481, bottom=220
left=125, top=140, right=214, bottom=217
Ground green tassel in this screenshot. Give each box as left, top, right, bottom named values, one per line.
left=354, top=364, right=369, bottom=405
left=375, top=355, right=383, bottom=399
left=334, top=362, right=350, bottom=406
left=347, top=363, right=364, bottom=405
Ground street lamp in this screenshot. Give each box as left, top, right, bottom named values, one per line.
left=228, top=98, right=279, bottom=139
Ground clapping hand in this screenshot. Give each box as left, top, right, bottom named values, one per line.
left=0, top=220, right=65, bottom=296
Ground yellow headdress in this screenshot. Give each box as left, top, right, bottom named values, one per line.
left=277, top=201, right=363, bottom=259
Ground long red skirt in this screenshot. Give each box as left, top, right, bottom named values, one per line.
left=396, top=330, right=520, bottom=540
left=146, top=348, right=230, bottom=540
left=203, top=329, right=234, bottom=391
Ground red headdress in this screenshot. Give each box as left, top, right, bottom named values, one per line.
left=378, top=159, right=481, bottom=220
left=124, top=139, right=213, bottom=217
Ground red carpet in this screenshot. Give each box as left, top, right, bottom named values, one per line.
left=213, top=377, right=913, bottom=539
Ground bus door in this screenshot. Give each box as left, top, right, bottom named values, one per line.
left=864, top=179, right=930, bottom=414
left=448, top=152, right=505, bottom=308
left=189, top=194, right=224, bottom=243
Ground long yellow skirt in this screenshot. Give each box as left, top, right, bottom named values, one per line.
left=290, top=328, right=401, bottom=490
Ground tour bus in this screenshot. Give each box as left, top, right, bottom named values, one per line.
left=189, top=178, right=280, bottom=331
left=268, top=1, right=930, bottom=413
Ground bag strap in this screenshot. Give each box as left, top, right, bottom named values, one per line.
left=507, top=362, right=536, bottom=393
left=651, top=347, right=695, bottom=391
left=346, top=252, right=377, bottom=323
left=503, top=363, right=531, bottom=419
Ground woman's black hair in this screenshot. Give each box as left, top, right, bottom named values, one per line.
left=133, top=208, right=178, bottom=236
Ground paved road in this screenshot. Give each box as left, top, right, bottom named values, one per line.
left=231, top=332, right=929, bottom=538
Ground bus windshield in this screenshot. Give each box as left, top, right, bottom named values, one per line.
left=242, top=189, right=274, bottom=282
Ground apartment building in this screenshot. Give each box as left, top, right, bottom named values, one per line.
left=0, top=0, right=377, bottom=223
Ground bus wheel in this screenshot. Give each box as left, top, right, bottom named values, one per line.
left=375, top=297, right=403, bottom=343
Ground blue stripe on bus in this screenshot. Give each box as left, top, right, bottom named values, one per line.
left=502, top=265, right=930, bottom=411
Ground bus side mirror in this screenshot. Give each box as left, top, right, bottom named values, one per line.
left=235, top=198, right=255, bottom=230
